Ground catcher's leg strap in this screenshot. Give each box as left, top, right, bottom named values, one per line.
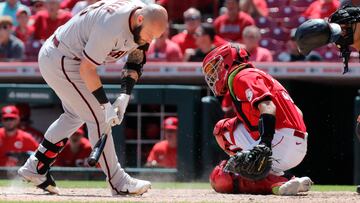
left=35, top=138, right=68, bottom=174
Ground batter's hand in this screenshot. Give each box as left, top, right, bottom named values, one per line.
left=102, top=102, right=120, bottom=127
left=112, top=94, right=130, bottom=124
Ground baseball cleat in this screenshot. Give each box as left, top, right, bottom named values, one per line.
left=113, top=177, right=151, bottom=196
left=274, top=176, right=313, bottom=195
left=18, top=156, right=60, bottom=194
left=297, top=177, right=313, bottom=192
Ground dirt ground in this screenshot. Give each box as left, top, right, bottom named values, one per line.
left=0, top=187, right=360, bottom=203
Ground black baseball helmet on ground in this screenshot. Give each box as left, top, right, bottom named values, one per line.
left=294, top=19, right=342, bottom=56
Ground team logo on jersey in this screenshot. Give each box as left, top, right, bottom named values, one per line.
left=14, top=141, right=23, bottom=149
left=245, top=88, right=253, bottom=102
left=108, top=50, right=127, bottom=59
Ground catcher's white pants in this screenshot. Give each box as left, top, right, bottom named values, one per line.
left=224, top=123, right=308, bottom=176
left=34, top=37, right=127, bottom=193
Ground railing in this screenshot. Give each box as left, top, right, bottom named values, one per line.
left=1, top=62, right=360, bottom=83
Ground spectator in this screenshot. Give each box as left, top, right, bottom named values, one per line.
left=55, top=127, right=92, bottom=167
left=60, top=0, right=79, bottom=11
left=185, top=23, right=216, bottom=62
left=71, top=0, right=98, bottom=16
left=33, top=0, right=72, bottom=41
left=146, top=117, right=178, bottom=168
left=15, top=8, right=34, bottom=44
left=147, top=24, right=183, bottom=62
left=0, top=105, right=38, bottom=166
left=278, top=29, right=322, bottom=62
left=0, top=16, right=25, bottom=61
left=30, top=0, right=46, bottom=15
left=214, top=0, right=255, bottom=42
left=171, top=8, right=201, bottom=54
left=156, top=0, right=214, bottom=23
left=302, top=0, right=340, bottom=19
left=0, top=0, right=31, bottom=26
left=16, top=103, right=44, bottom=143
left=240, top=0, right=268, bottom=18
left=242, top=25, right=273, bottom=62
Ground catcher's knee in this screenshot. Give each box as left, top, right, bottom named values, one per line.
left=209, top=160, right=234, bottom=193
left=213, top=117, right=240, bottom=155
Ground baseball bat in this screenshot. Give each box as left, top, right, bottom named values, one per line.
left=88, top=132, right=108, bottom=167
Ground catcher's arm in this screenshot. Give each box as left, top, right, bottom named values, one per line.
left=257, top=99, right=276, bottom=147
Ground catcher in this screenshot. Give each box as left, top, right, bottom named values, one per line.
left=202, top=43, right=313, bottom=195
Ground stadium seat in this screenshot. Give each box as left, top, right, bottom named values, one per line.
left=291, top=0, right=315, bottom=8
left=283, top=16, right=307, bottom=29
left=24, top=40, right=43, bottom=62
left=259, top=38, right=285, bottom=52
left=269, top=6, right=300, bottom=19
left=266, top=0, right=288, bottom=8
left=261, top=28, right=290, bottom=41
left=255, top=17, right=277, bottom=29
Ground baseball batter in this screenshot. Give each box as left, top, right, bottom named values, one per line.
left=202, top=43, right=313, bottom=195
left=18, top=0, right=168, bottom=196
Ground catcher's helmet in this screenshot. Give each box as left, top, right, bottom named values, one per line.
left=295, top=19, right=342, bottom=56
left=202, top=43, right=250, bottom=96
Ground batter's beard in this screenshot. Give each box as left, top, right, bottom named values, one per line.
left=133, top=24, right=144, bottom=45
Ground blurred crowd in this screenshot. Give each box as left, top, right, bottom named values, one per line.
left=1, top=0, right=358, bottom=63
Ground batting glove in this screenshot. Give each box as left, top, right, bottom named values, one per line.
left=102, top=102, right=120, bottom=127
left=112, top=94, right=130, bottom=124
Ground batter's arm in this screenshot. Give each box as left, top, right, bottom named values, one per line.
left=79, top=58, right=102, bottom=92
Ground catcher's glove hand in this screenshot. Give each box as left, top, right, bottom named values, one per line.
left=224, top=144, right=272, bottom=181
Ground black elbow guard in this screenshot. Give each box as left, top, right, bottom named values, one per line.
left=120, top=76, right=136, bottom=95
left=258, top=113, right=276, bottom=147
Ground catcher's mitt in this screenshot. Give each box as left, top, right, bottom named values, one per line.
left=224, top=144, right=272, bottom=181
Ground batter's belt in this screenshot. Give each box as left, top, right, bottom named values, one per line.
left=52, top=35, right=81, bottom=61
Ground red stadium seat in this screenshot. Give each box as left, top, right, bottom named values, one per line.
left=261, top=27, right=290, bottom=41
left=317, top=45, right=340, bottom=62
left=291, top=0, right=315, bottom=8
left=269, top=6, right=300, bottom=19
left=255, top=17, right=277, bottom=29
left=266, top=0, right=288, bottom=8
left=24, top=40, right=43, bottom=62
left=259, top=38, right=285, bottom=52
left=282, top=16, right=307, bottom=29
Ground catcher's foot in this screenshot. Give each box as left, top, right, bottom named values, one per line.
left=112, top=176, right=151, bottom=196
left=18, top=156, right=59, bottom=195
left=297, top=177, right=313, bottom=192
left=273, top=177, right=313, bottom=195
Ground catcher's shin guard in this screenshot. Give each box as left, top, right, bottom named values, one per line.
left=35, top=138, right=68, bottom=174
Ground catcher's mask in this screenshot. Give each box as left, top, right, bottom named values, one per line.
left=329, top=6, right=360, bottom=73
left=202, top=43, right=250, bottom=96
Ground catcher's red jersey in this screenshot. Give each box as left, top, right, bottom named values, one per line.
left=230, top=67, right=306, bottom=140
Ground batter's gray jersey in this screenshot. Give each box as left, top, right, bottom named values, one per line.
left=54, top=0, right=145, bottom=65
